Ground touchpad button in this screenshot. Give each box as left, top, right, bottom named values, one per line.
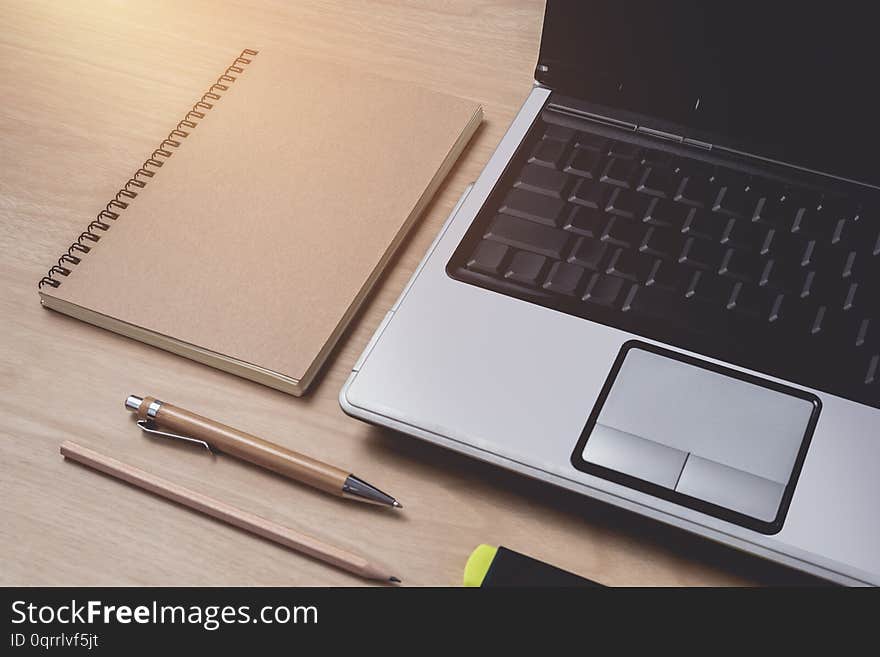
left=675, top=456, right=785, bottom=522
left=583, top=424, right=687, bottom=489
left=575, top=344, right=820, bottom=532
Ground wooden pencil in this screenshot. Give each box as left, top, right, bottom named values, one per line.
left=59, top=441, right=400, bottom=584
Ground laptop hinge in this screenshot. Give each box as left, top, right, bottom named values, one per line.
left=546, top=103, right=637, bottom=131
left=683, top=137, right=713, bottom=151
left=637, top=126, right=683, bottom=144
left=637, top=126, right=713, bottom=151
left=548, top=103, right=715, bottom=151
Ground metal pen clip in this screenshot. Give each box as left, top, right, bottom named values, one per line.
left=136, top=419, right=214, bottom=455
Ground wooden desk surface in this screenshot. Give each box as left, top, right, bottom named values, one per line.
left=0, top=0, right=820, bottom=586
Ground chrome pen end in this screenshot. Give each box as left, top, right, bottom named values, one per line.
left=125, top=395, right=144, bottom=412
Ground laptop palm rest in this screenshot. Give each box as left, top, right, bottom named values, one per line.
left=571, top=343, right=821, bottom=534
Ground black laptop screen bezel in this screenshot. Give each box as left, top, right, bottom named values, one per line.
left=535, top=1, right=880, bottom=189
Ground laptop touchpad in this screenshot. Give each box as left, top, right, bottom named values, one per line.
left=571, top=343, right=820, bottom=533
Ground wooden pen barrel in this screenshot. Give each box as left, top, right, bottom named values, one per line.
left=137, top=397, right=348, bottom=495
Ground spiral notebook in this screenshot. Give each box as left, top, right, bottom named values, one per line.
left=37, top=48, right=482, bottom=395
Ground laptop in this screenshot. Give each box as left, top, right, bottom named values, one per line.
left=341, top=1, right=880, bottom=585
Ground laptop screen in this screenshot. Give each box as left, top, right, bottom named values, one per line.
left=536, top=1, right=879, bottom=188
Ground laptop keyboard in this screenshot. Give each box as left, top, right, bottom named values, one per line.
left=448, top=110, right=880, bottom=410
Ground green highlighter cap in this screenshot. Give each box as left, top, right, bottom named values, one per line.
left=463, top=544, right=498, bottom=587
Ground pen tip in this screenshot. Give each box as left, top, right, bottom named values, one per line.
left=389, top=576, right=401, bottom=583
left=392, top=500, right=403, bottom=509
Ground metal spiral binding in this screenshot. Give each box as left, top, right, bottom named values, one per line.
left=39, top=48, right=259, bottom=289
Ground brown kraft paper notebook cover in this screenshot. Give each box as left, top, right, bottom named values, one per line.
left=37, top=48, right=483, bottom=395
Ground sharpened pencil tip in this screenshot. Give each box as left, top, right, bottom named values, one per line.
left=389, top=576, right=401, bottom=583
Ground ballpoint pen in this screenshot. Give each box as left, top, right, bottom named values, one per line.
left=124, top=395, right=402, bottom=509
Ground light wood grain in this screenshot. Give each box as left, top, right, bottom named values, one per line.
left=0, top=0, right=821, bottom=586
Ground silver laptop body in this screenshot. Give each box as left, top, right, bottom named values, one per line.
left=341, top=5, right=880, bottom=585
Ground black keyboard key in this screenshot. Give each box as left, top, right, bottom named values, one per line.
left=813, top=276, right=857, bottom=308
left=505, top=251, right=547, bottom=286
left=675, top=175, right=716, bottom=208
left=808, top=305, right=830, bottom=336
left=865, top=354, right=879, bottom=386
left=570, top=237, right=608, bottom=270
left=640, top=226, right=684, bottom=260
left=466, top=240, right=508, bottom=275
left=543, top=261, right=585, bottom=295
left=818, top=195, right=861, bottom=221
left=712, top=186, right=761, bottom=219
left=811, top=265, right=849, bottom=299
left=719, top=248, right=765, bottom=282
left=842, top=281, right=859, bottom=311
left=851, top=215, right=880, bottom=253
left=641, top=149, right=676, bottom=168
left=485, top=214, right=569, bottom=258
left=754, top=196, right=799, bottom=228
left=600, top=158, right=639, bottom=188
left=756, top=228, right=775, bottom=256
left=499, top=189, right=566, bottom=226
left=606, top=248, right=654, bottom=282
left=583, top=273, right=626, bottom=306
left=831, top=351, right=879, bottom=393
left=528, top=139, right=566, bottom=168
left=841, top=250, right=861, bottom=280
left=722, top=219, right=767, bottom=251
left=717, top=168, right=752, bottom=191
left=643, top=198, right=689, bottom=231
left=607, top=141, right=642, bottom=160
left=544, top=124, right=575, bottom=143
left=563, top=206, right=606, bottom=237
left=678, top=159, right=716, bottom=180
left=679, top=237, right=724, bottom=270
left=637, top=166, right=678, bottom=198
left=647, top=260, right=691, bottom=292
left=760, top=259, right=804, bottom=294
left=726, top=281, right=764, bottom=317
left=575, top=131, right=608, bottom=152
left=791, top=208, right=834, bottom=240
left=623, top=284, right=722, bottom=333
left=569, top=178, right=608, bottom=209
left=801, top=241, right=847, bottom=276
left=762, top=227, right=805, bottom=260
left=682, top=210, right=727, bottom=242
left=605, top=188, right=651, bottom=220
left=780, top=300, right=823, bottom=336
left=800, top=239, right=819, bottom=267
left=827, top=310, right=865, bottom=348
left=686, top=271, right=732, bottom=306
left=830, top=217, right=848, bottom=245
left=783, top=188, right=821, bottom=210
left=601, top=216, right=644, bottom=249
left=564, top=148, right=603, bottom=179
left=515, top=164, right=569, bottom=198
left=856, top=318, right=875, bottom=349
left=800, top=270, right=821, bottom=300
left=767, top=293, right=787, bottom=325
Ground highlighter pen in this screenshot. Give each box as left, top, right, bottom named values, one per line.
left=464, top=544, right=603, bottom=587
